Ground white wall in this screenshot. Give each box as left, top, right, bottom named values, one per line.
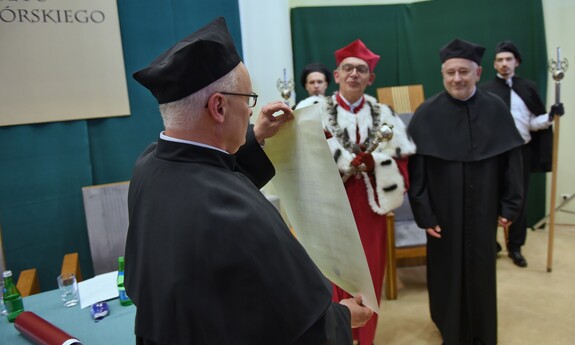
left=238, top=0, right=295, bottom=115
left=543, top=0, right=575, bottom=225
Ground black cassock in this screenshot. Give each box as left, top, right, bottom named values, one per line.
left=125, top=128, right=351, bottom=345
left=407, top=90, right=524, bottom=345
left=480, top=76, right=552, bottom=172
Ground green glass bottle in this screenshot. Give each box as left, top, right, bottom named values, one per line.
left=3, top=270, right=25, bottom=322
left=117, top=256, right=133, bottom=306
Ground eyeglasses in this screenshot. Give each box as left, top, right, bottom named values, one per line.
left=339, top=63, right=370, bottom=75
left=220, top=92, right=258, bottom=108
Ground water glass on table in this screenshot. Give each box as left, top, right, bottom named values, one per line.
left=57, top=273, right=79, bottom=307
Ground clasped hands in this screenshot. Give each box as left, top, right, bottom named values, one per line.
left=548, top=102, right=565, bottom=122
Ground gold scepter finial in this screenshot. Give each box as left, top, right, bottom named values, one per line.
left=276, top=68, right=294, bottom=106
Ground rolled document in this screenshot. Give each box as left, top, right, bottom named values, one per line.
left=14, top=311, right=82, bottom=345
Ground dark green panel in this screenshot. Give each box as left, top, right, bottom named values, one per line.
left=0, top=121, right=94, bottom=290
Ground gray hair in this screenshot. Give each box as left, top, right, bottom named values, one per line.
left=159, top=66, right=241, bottom=131
left=440, top=60, right=479, bottom=71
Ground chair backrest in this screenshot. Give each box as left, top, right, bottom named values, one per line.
left=82, top=181, right=129, bottom=275
left=394, top=194, right=426, bottom=248
left=61, top=252, right=83, bottom=282
left=16, top=268, right=40, bottom=297
left=377, top=84, right=427, bottom=249
left=377, top=84, right=425, bottom=114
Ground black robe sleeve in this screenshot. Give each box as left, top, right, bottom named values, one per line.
left=499, top=145, right=524, bottom=221
left=481, top=77, right=553, bottom=172
left=234, top=124, right=275, bottom=188
left=292, top=303, right=352, bottom=345
left=407, top=154, right=438, bottom=229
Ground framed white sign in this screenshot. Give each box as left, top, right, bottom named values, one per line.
left=0, top=0, right=130, bottom=127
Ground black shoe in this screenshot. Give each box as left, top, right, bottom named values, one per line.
left=496, top=242, right=502, bottom=254
left=508, top=250, right=528, bottom=267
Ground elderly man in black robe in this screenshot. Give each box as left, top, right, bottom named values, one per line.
left=124, top=17, right=372, bottom=345
left=407, top=38, right=524, bottom=345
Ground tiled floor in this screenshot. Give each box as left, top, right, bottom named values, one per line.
left=375, top=224, right=575, bottom=344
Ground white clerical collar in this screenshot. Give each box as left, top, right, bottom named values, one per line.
left=496, top=73, right=514, bottom=87
left=456, top=87, right=477, bottom=102
left=338, top=93, right=364, bottom=112
left=160, top=132, right=229, bottom=154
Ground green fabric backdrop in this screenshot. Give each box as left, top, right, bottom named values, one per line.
left=0, top=0, right=242, bottom=291
left=291, top=0, right=548, bottom=229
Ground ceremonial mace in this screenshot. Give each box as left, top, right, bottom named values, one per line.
left=276, top=68, right=295, bottom=107
left=341, top=123, right=394, bottom=183
left=546, top=47, right=568, bottom=272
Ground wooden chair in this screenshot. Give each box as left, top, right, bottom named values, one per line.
left=377, top=84, right=424, bottom=114
left=12, top=253, right=82, bottom=297
left=384, top=195, right=427, bottom=300
left=61, top=252, right=83, bottom=282
left=1, top=224, right=40, bottom=296
left=378, top=84, right=427, bottom=300
left=16, top=268, right=40, bottom=297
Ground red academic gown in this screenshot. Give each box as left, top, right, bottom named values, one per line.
left=332, top=158, right=408, bottom=345
left=321, top=93, right=413, bottom=345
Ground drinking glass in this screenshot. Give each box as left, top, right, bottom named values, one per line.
left=57, top=273, right=79, bottom=307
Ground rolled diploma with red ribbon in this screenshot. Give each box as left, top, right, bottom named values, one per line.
left=14, top=311, right=82, bottom=345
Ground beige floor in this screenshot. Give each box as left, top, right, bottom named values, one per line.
left=374, top=224, right=575, bottom=345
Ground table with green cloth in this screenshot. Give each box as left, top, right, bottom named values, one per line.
left=0, top=289, right=135, bottom=344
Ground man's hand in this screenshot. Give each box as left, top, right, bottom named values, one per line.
left=548, top=102, right=565, bottom=121
left=350, top=152, right=375, bottom=172
left=426, top=225, right=442, bottom=239
left=253, top=101, right=294, bottom=144
left=498, top=217, right=512, bottom=228
left=339, top=295, right=373, bottom=328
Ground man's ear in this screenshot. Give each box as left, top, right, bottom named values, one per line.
left=206, top=93, right=226, bottom=123
left=333, top=69, right=341, bottom=84
left=368, top=73, right=376, bottom=85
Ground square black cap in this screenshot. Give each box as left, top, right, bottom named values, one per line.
left=300, top=62, right=332, bottom=88
left=495, top=40, right=522, bottom=63
left=133, top=17, right=241, bottom=104
left=439, top=38, right=486, bottom=65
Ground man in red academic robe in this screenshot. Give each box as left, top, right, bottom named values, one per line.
left=298, top=39, right=416, bottom=345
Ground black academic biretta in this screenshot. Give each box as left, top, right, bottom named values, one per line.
left=439, top=38, right=486, bottom=65
left=495, top=40, right=522, bottom=63
left=133, top=17, right=241, bottom=104
left=299, top=62, right=332, bottom=88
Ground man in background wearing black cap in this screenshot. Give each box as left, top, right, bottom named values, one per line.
left=407, top=38, right=524, bottom=345
left=125, top=17, right=372, bottom=345
left=301, top=62, right=332, bottom=97
left=481, top=40, right=565, bottom=268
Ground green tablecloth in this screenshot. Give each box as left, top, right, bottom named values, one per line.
left=0, top=289, right=135, bottom=344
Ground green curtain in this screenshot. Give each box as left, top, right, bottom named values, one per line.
left=0, top=0, right=242, bottom=290
left=291, top=0, right=547, bottom=227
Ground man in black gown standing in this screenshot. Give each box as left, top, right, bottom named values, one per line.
left=124, top=17, right=372, bottom=345
left=481, top=40, right=564, bottom=267
left=407, top=38, right=524, bottom=345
